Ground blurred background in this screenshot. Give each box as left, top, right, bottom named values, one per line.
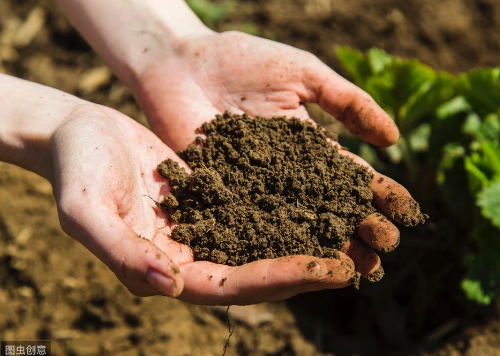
left=1, top=0, right=500, bottom=355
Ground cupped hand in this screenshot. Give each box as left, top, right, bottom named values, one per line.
left=134, top=31, right=400, bottom=152
left=51, top=106, right=364, bottom=305
left=132, top=31, right=420, bottom=283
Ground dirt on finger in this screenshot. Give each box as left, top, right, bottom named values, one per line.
left=157, top=112, right=426, bottom=272
left=371, top=174, right=428, bottom=227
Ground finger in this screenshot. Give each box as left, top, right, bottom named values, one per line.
left=338, top=150, right=427, bottom=227
left=59, top=205, right=184, bottom=298
left=341, top=237, right=383, bottom=282
left=302, top=58, right=399, bottom=147
left=241, top=100, right=312, bottom=122
left=369, top=173, right=428, bottom=227
left=177, top=253, right=355, bottom=305
left=357, top=212, right=400, bottom=252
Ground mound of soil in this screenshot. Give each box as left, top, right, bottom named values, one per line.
left=158, top=113, right=421, bottom=267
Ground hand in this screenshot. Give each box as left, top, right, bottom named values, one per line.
left=132, top=31, right=422, bottom=281
left=50, top=2, right=421, bottom=299
left=134, top=31, right=400, bottom=152
left=51, top=105, right=364, bottom=305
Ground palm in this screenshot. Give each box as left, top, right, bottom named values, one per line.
left=52, top=108, right=188, bottom=294
left=137, top=31, right=399, bottom=152
left=132, top=31, right=426, bottom=303
left=52, top=108, right=361, bottom=305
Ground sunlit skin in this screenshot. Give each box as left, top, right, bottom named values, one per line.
left=0, top=0, right=423, bottom=304
left=136, top=31, right=400, bottom=152
left=0, top=76, right=360, bottom=304
left=132, top=30, right=417, bottom=287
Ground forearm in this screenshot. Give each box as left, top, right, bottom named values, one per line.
left=54, top=0, right=211, bottom=89
left=0, top=74, right=84, bottom=180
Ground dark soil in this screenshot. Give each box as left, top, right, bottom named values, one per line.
left=158, top=112, right=419, bottom=267
left=2, top=0, right=500, bottom=355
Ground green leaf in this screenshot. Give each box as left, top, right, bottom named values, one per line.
left=462, top=278, right=493, bottom=305
left=478, top=180, right=500, bottom=229
left=482, top=114, right=500, bottom=141
left=384, top=140, right=404, bottom=164
left=403, top=72, right=456, bottom=124
left=409, top=123, right=431, bottom=152
left=335, top=47, right=449, bottom=129
left=364, top=75, right=398, bottom=117
left=392, top=59, right=435, bottom=114
left=335, top=46, right=372, bottom=86
left=465, top=156, right=491, bottom=194
left=462, top=227, right=500, bottom=305
left=463, top=113, right=500, bottom=141
left=469, top=141, right=500, bottom=180
left=462, top=112, right=482, bottom=137
left=458, top=67, right=500, bottom=117
left=186, top=0, right=233, bottom=27
left=480, top=141, right=500, bottom=178
left=436, top=96, right=471, bottom=119
left=367, top=48, right=393, bottom=74
left=437, top=143, right=473, bottom=220
left=368, top=59, right=437, bottom=123
left=236, top=22, right=259, bottom=35
left=437, top=143, right=466, bottom=185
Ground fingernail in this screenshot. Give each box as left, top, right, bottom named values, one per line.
left=146, top=268, right=177, bottom=297
left=349, top=271, right=361, bottom=290
left=380, top=237, right=400, bottom=253
left=366, top=265, right=385, bottom=283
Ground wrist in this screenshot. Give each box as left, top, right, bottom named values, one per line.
left=127, top=22, right=214, bottom=93
left=125, top=3, right=215, bottom=94
left=0, top=74, right=91, bottom=180
left=55, top=0, right=214, bottom=90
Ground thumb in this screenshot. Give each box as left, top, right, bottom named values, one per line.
left=302, top=57, right=400, bottom=147
left=59, top=205, right=184, bottom=297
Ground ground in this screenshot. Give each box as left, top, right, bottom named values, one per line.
left=1, top=0, right=500, bottom=355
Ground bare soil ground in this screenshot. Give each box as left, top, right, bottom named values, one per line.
left=1, top=0, right=500, bottom=355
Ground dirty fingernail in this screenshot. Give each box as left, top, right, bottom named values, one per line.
left=349, top=271, right=361, bottom=290
left=366, top=265, right=385, bottom=283
left=380, top=237, right=400, bottom=253
left=146, top=268, right=177, bottom=297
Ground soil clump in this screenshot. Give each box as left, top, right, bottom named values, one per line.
left=159, top=113, right=396, bottom=266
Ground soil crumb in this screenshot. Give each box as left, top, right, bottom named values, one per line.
left=349, top=272, right=362, bottom=290
left=385, top=194, right=428, bottom=227
left=367, top=266, right=385, bottom=283
left=158, top=113, right=377, bottom=266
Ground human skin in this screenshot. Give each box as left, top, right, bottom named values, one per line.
left=0, top=74, right=372, bottom=305
left=54, top=0, right=411, bottom=270
left=26, top=0, right=420, bottom=300
left=54, top=0, right=400, bottom=150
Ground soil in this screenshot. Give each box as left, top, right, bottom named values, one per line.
left=158, top=113, right=381, bottom=266
left=2, top=0, right=500, bottom=356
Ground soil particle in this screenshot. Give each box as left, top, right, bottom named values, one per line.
left=219, top=278, right=227, bottom=287
left=349, top=272, right=361, bottom=290
left=367, top=266, right=385, bottom=283
left=385, top=194, right=429, bottom=227
left=307, top=261, right=319, bottom=270
left=380, top=238, right=400, bottom=253
left=158, top=113, right=377, bottom=267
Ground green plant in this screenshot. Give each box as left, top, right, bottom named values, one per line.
left=336, top=47, right=455, bottom=183
left=186, top=0, right=234, bottom=28
left=336, top=47, right=500, bottom=305
left=455, top=69, right=500, bottom=304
